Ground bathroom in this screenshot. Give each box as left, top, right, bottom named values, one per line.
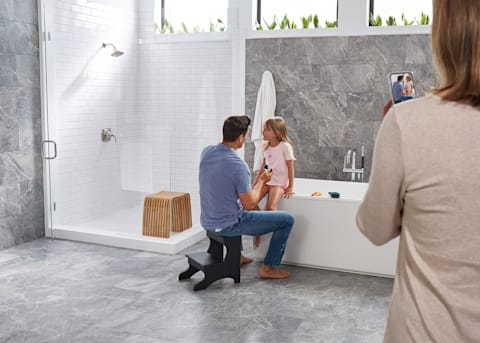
left=1, top=0, right=435, bottom=341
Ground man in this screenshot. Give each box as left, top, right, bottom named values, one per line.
left=199, top=115, right=294, bottom=279
left=392, top=75, right=404, bottom=103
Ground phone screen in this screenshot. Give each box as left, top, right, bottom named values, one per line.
left=389, top=72, right=415, bottom=104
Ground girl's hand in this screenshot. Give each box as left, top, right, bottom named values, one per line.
left=284, top=187, right=294, bottom=198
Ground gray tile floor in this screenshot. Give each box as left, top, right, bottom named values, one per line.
left=0, top=238, right=393, bottom=343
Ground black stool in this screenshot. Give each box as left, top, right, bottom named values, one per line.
left=178, top=231, right=241, bottom=291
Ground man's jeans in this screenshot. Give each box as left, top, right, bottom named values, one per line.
left=218, top=210, right=294, bottom=266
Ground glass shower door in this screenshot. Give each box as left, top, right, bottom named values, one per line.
left=39, top=0, right=205, bottom=253
left=38, top=0, right=150, bottom=241
left=39, top=0, right=57, bottom=238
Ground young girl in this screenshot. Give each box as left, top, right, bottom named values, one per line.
left=403, top=74, right=415, bottom=97
left=253, top=117, right=295, bottom=246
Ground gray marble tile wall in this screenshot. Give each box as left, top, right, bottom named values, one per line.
left=0, top=0, right=44, bottom=250
left=245, top=34, right=437, bottom=181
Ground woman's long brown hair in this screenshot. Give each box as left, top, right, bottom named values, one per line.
left=432, top=0, right=480, bottom=106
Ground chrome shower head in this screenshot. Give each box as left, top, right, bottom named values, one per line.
left=111, top=50, right=124, bottom=57
left=102, top=42, right=124, bottom=57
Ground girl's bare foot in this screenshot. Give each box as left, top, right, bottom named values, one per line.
left=258, top=264, right=290, bottom=279
left=240, top=254, right=253, bottom=265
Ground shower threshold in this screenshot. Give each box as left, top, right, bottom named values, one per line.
left=47, top=225, right=205, bottom=254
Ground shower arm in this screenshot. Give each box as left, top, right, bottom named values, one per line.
left=101, top=42, right=124, bottom=57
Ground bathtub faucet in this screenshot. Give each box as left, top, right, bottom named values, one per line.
left=343, top=146, right=365, bottom=181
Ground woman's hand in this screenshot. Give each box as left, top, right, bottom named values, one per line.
left=383, top=99, right=393, bottom=118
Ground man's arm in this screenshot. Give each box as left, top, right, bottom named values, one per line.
left=252, top=158, right=266, bottom=186
left=238, top=170, right=272, bottom=210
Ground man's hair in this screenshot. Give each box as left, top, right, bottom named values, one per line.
left=222, top=115, right=251, bottom=142
left=432, top=0, right=480, bottom=106
left=397, top=75, right=404, bottom=82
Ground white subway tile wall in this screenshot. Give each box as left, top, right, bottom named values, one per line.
left=52, top=0, right=233, bottom=229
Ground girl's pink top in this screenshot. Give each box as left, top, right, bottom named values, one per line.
left=263, top=141, right=295, bottom=188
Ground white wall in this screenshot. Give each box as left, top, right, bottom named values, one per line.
left=51, top=0, right=138, bottom=225
left=136, top=1, right=234, bottom=216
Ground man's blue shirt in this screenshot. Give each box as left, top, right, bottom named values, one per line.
left=199, top=143, right=251, bottom=230
left=392, top=81, right=403, bottom=102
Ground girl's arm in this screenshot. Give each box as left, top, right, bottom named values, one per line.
left=284, top=159, right=295, bottom=198
left=253, top=159, right=266, bottom=186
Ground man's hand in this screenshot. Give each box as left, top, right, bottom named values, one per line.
left=239, top=169, right=272, bottom=210
left=260, top=169, right=273, bottom=183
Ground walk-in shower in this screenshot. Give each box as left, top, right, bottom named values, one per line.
left=38, top=0, right=234, bottom=253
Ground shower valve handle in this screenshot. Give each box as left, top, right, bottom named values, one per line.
left=101, top=128, right=116, bottom=142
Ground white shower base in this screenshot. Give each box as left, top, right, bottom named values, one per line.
left=47, top=206, right=205, bottom=254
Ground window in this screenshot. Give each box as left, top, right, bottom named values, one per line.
left=254, top=0, right=338, bottom=30
left=154, top=0, right=228, bottom=34
left=370, top=0, right=432, bottom=26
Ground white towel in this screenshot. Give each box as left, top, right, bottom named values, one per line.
left=251, top=71, right=276, bottom=172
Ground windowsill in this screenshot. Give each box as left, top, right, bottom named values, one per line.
left=139, top=24, right=431, bottom=45
left=145, top=31, right=229, bottom=44
left=247, top=24, right=431, bottom=39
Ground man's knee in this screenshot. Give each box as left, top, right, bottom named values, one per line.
left=282, top=212, right=294, bottom=227
left=263, top=210, right=294, bottom=228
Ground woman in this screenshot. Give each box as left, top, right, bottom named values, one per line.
left=356, top=1, right=480, bottom=342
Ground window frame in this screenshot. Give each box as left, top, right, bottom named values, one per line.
left=156, top=0, right=228, bottom=35
left=254, top=0, right=339, bottom=30
left=368, top=0, right=432, bottom=27
left=151, top=0, right=431, bottom=43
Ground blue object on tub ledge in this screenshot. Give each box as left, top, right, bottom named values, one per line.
left=328, top=192, right=340, bottom=199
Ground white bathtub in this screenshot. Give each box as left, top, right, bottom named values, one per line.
left=253, top=178, right=398, bottom=277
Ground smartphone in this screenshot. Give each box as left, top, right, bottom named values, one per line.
left=389, top=72, right=415, bottom=104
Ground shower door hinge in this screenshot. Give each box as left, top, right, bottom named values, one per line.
left=53, top=202, right=56, bottom=211
left=43, top=32, right=51, bottom=41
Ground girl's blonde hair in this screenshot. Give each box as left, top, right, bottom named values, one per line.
left=432, top=0, right=480, bottom=106
left=264, top=117, right=293, bottom=146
